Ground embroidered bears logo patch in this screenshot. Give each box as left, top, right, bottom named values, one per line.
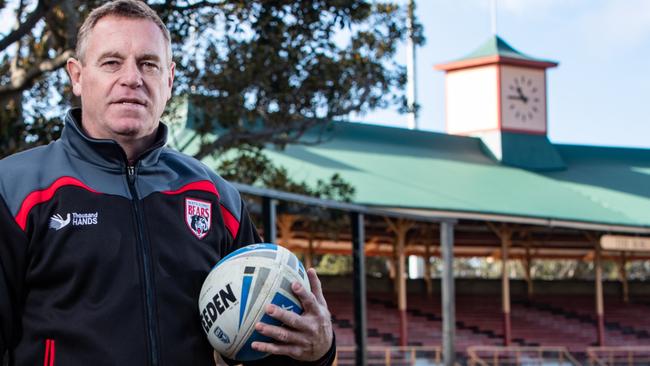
left=186, top=198, right=212, bottom=239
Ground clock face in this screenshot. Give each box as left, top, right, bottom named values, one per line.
left=501, top=67, right=546, bottom=133
left=506, top=75, right=542, bottom=123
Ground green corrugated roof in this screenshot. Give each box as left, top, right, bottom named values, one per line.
left=497, top=132, right=566, bottom=171
left=170, top=116, right=650, bottom=229
left=453, top=35, right=557, bottom=65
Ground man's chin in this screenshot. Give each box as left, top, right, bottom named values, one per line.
left=108, top=119, right=157, bottom=138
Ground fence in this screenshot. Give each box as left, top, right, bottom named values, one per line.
left=334, top=346, right=444, bottom=366
left=587, top=346, right=650, bottom=366
left=466, top=346, right=581, bottom=366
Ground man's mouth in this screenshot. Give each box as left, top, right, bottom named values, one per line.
left=113, top=98, right=147, bottom=107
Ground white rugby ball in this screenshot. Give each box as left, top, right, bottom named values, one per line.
left=198, top=243, right=311, bottom=361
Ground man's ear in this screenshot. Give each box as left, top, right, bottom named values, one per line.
left=166, top=61, right=175, bottom=101
left=66, top=58, right=83, bottom=96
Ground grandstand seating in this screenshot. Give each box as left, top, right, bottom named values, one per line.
left=325, top=291, right=650, bottom=358
left=515, top=295, right=650, bottom=350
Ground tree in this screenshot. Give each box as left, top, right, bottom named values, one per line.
left=0, top=0, right=424, bottom=159
left=217, top=145, right=354, bottom=199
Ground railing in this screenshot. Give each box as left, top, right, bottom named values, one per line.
left=587, top=346, right=650, bottom=366
left=334, top=346, right=443, bottom=366
left=466, top=346, right=581, bottom=366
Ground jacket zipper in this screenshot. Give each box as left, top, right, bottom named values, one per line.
left=127, top=165, right=160, bottom=366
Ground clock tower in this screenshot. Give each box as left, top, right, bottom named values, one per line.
left=436, top=36, right=565, bottom=170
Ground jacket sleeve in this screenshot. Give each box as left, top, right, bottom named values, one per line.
left=0, top=196, right=29, bottom=355
left=221, top=200, right=337, bottom=366
left=229, top=199, right=262, bottom=250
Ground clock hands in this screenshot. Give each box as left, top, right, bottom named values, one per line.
left=516, top=86, right=528, bottom=103
left=507, top=86, right=528, bottom=103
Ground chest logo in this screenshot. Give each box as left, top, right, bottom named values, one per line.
left=186, top=198, right=212, bottom=239
left=49, top=212, right=98, bottom=230
left=49, top=213, right=71, bottom=230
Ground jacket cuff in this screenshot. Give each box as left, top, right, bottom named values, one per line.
left=219, top=332, right=336, bottom=366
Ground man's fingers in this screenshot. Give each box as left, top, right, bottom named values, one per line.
left=255, top=322, right=306, bottom=345
left=251, top=341, right=303, bottom=359
left=213, top=351, right=227, bottom=366
left=291, top=281, right=319, bottom=313
left=307, top=268, right=327, bottom=307
left=265, top=304, right=309, bottom=331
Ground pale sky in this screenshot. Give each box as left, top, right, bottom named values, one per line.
left=353, top=0, right=650, bottom=149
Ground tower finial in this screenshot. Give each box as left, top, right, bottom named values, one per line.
left=491, top=0, right=498, bottom=35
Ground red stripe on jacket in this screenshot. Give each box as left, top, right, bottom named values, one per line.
left=220, top=205, right=240, bottom=239
left=16, top=177, right=98, bottom=231
left=50, top=339, right=56, bottom=366
left=161, top=180, right=220, bottom=198
left=44, top=339, right=55, bottom=366
left=43, top=339, right=50, bottom=366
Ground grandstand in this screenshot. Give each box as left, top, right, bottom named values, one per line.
left=173, top=34, right=650, bottom=365
left=323, top=279, right=650, bottom=364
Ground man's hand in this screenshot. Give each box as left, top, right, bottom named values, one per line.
left=251, top=268, right=333, bottom=361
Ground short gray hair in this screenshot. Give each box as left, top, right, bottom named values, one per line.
left=76, top=0, right=172, bottom=63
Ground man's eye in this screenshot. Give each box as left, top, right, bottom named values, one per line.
left=142, top=62, right=159, bottom=70
left=102, top=60, right=120, bottom=67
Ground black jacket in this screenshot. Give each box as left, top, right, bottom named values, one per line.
left=0, top=109, right=335, bottom=366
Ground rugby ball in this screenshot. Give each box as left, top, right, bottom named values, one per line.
left=198, top=243, right=311, bottom=361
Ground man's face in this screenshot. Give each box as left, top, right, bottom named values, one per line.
left=67, top=16, right=174, bottom=142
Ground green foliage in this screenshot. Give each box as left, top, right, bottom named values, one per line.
left=217, top=145, right=355, bottom=201
left=421, top=257, right=650, bottom=281
left=314, top=173, right=356, bottom=203
left=627, top=261, right=650, bottom=280
left=314, top=254, right=353, bottom=275
left=0, top=0, right=424, bottom=158
left=218, top=145, right=356, bottom=247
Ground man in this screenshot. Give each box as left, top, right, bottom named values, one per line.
left=0, top=1, right=334, bottom=365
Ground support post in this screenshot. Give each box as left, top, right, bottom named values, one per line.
left=595, top=242, right=605, bottom=346
left=441, top=221, right=456, bottom=366
left=524, top=246, right=533, bottom=300
left=619, top=252, right=629, bottom=304
left=397, top=232, right=407, bottom=347
left=262, top=197, right=277, bottom=243
left=390, top=243, right=398, bottom=296
left=350, top=212, right=367, bottom=366
left=386, top=218, right=414, bottom=347
left=277, top=214, right=297, bottom=249
left=424, top=240, right=433, bottom=299
left=305, top=235, right=314, bottom=269
left=501, top=229, right=512, bottom=346
left=488, top=222, right=513, bottom=345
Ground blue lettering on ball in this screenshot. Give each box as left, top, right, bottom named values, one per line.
left=214, top=326, right=231, bottom=344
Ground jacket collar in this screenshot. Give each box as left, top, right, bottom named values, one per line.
left=61, top=108, right=168, bottom=169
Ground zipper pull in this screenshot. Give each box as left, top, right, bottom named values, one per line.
left=127, top=165, right=136, bottom=184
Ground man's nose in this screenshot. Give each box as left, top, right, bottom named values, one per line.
left=120, top=60, right=143, bottom=88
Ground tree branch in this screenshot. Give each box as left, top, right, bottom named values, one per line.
left=149, top=0, right=225, bottom=13
left=0, top=49, right=72, bottom=98
left=193, top=117, right=326, bottom=160
left=0, top=0, right=62, bottom=52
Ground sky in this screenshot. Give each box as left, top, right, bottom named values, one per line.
left=352, top=0, right=650, bottom=149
